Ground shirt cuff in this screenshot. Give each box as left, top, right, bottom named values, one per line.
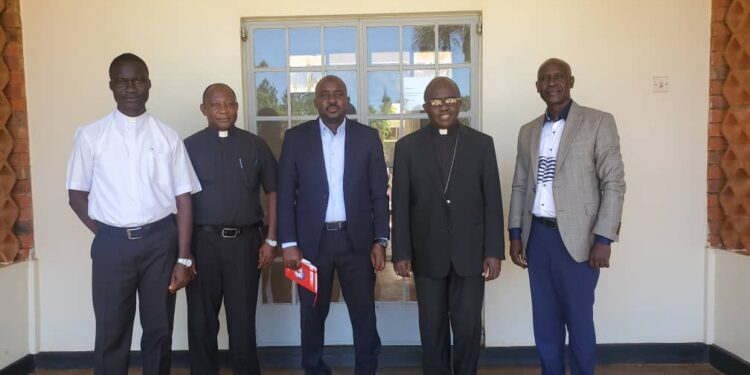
left=509, top=228, right=522, bottom=241
left=374, top=237, right=389, bottom=241
left=281, top=242, right=298, bottom=249
left=594, top=235, right=612, bottom=245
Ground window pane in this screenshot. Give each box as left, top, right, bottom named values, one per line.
left=370, top=119, right=399, bottom=165
left=326, top=70, right=358, bottom=115
left=438, top=68, right=471, bottom=111
left=367, top=27, right=400, bottom=65
left=438, top=24, right=471, bottom=64
left=403, top=25, right=435, bottom=65
left=368, top=71, right=400, bottom=115
left=260, top=258, right=293, bottom=303
left=257, top=121, right=287, bottom=160
left=404, top=118, right=425, bottom=136
left=289, top=27, right=321, bottom=67
left=403, top=70, right=435, bottom=114
left=255, top=72, right=287, bottom=116
left=254, top=29, right=286, bottom=68
left=290, top=72, right=322, bottom=116
left=325, top=27, right=356, bottom=66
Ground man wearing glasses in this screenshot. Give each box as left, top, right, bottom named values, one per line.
left=391, top=76, right=504, bottom=374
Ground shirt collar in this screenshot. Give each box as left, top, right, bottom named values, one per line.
left=206, top=125, right=236, bottom=138
left=114, top=109, right=148, bottom=127
left=544, top=100, right=572, bottom=122
left=319, top=117, right=346, bottom=135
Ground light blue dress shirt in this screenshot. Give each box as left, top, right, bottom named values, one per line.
left=320, top=118, right=347, bottom=222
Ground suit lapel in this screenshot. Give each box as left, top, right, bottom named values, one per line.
left=447, top=125, right=471, bottom=196
left=529, top=115, right=543, bottom=185
left=309, top=120, right=329, bottom=194
left=343, top=119, right=354, bottom=196
left=555, top=101, right=581, bottom=170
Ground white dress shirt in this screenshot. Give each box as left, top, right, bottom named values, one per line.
left=531, top=117, right=565, bottom=218
left=66, top=110, right=201, bottom=227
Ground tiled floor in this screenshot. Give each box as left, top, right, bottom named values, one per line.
left=33, top=363, right=724, bottom=374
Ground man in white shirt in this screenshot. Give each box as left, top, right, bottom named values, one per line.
left=66, top=53, right=201, bottom=375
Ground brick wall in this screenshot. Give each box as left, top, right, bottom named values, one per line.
left=709, top=0, right=750, bottom=254
left=0, top=0, right=32, bottom=264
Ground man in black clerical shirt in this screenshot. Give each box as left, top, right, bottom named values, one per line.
left=391, top=77, right=504, bottom=374
left=184, top=83, right=278, bottom=375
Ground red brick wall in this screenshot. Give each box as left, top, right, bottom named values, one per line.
left=0, top=0, right=32, bottom=264
left=709, top=0, right=750, bottom=254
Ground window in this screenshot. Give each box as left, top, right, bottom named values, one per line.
left=243, top=14, right=481, bottom=306
left=244, top=14, right=481, bottom=165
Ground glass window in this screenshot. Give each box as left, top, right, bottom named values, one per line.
left=244, top=15, right=480, bottom=306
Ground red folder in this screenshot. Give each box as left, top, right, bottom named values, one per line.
left=284, top=259, right=318, bottom=294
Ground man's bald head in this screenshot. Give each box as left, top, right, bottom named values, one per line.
left=200, top=83, right=239, bottom=131
left=202, top=83, right=236, bottom=104
left=537, top=58, right=572, bottom=80
left=423, top=77, right=460, bottom=102
left=315, top=75, right=347, bottom=96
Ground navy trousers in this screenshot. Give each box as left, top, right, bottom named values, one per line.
left=186, top=227, right=263, bottom=375
left=298, top=229, right=381, bottom=375
left=527, top=220, right=599, bottom=375
left=91, top=216, right=177, bottom=375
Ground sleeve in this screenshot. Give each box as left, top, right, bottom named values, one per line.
left=481, top=137, right=505, bottom=259
left=508, top=126, right=529, bottom=230
left=66, top=128, right=94, bottom=191
left=258, top=138, right=278, bottom=193
left=368, top=131, right=390, bottom=240
left=592, top=113, right=626, bottom=241
left=390, top=139, right=412, bottom=262
left=277, top=130, right=298, bottom=244
left=171, top=137, right=202, bottom=196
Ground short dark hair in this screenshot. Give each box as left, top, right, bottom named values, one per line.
left=202, top=83, right=235, bottom=103
left=109, top=53, right=148, bottom=79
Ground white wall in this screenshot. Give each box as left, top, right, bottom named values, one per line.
left=0, top=262, right=31, bottom=368
left=713, top=250, right=750, bottom=361
left=20, top=0, right=711, bottom=351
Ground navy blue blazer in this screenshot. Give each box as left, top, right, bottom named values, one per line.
left=277, top=119, right=390, bottom=261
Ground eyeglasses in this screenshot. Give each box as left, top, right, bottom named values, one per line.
left=427, top=97, right=460, bottom=108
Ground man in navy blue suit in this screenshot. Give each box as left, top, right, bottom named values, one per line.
left=277, top=75, right=389, bottom=375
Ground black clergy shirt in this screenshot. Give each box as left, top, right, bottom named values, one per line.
left=184, top=126, right=277, bottom=226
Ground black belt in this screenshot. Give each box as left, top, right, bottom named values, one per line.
left=532, top=215, right=558, bottom=228
left=324, top=221, right=346, bottom=231
left=198, top=224, right=260, bottom=238
left=97, top=215, right=174, bottom=240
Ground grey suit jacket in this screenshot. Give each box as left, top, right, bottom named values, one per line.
left=508, top=101, right=625, bottom=262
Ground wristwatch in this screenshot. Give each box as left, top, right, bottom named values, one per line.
left=374, top=238, right=389, bottom=249
left=265, top=238, right=278, bottom=247
left=177, top=258, right=193, bottom=268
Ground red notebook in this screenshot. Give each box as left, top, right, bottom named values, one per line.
left=284, top=259, right=318, bottom=294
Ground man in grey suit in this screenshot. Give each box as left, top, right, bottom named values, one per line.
left=508, top=58, right=625, bottom=375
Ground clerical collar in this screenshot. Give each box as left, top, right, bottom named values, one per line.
left=431, top=123, right=458, bottom=136
left=208, top=126, right=234, bottom=138
left=544, top=100, right=573, bottom=122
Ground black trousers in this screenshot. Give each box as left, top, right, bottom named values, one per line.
left=91, top=216, right=177, bottom=375
left=299, top=229, right=381, bottom=375
left=186, top=226, right=262, bottom=375
left=414, top=267, right=485, bottom=375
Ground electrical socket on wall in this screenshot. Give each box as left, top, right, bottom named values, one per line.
left=653, top=76, right=669, bottom=93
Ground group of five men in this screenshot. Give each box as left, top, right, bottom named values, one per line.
left=66, top=52, right=625, bottom=375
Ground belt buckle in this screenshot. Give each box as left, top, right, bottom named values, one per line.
left=221, top=228, right=239, bottom=238
left=126, top=227, right=144, bottom=240
left=325, top=222, right=340, bottom=231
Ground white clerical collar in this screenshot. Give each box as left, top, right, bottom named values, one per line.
left=114, top=109, right=148, bottom=127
